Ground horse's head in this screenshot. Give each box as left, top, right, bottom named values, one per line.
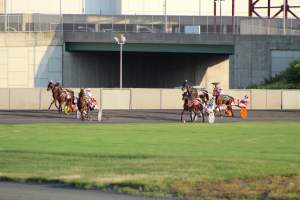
left=181, top=80, right=189, bottom=92
left=47, top=81, right=54, bottom=91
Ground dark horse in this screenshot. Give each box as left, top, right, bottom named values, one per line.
left=181, top=81, right=205, bottom=122
left=181, top=91, right=205, bottom=122
left=181, top=80, right=209, bottom=104
left=47, top=81, right=74, bottom=113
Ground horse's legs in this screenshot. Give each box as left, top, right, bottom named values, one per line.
left=201, top=110, right=205, bottom=123
left=58, top=101, right=63, bottom=113
left=54, top=100, right=59, bottom=109
left=215, top=106, right=222, bottom=118
left=48, top=99, right=55, bottom=110
left=181, top=109, right=185, bottom=122
left=189, top=111, right=193, bottom=122
left=192, top=111, right=196, bottom=122
left=218, top=106, right=223, bottom=117
left=229, top=105, right=234, bottom=117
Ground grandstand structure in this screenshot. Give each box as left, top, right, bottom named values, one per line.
left=0, top=0, right=299, bottom=89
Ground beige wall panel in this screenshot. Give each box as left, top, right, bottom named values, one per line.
left=161, top=89, right=183, bottom=109
left=282, top=90, right=300, bottom=109
left=10, top=88, right=40, bottom=109
left=266, top=90, right=282, bottom=109
left=0, top=89, right=9, bottom=109
left=0, top=79, right=7, bottom=88
left=40, top=89, right=56, bottom=110
left=102, top=89, right=130, bottom=110
left=251, top=89, right=267, bottom=110
left=131, top=89, right=160, bottom=109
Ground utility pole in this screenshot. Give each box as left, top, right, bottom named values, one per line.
left=283, top=0, right=287, bottom=35
left=59, top=0, right=63, bottom=32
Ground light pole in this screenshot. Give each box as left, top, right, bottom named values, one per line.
left=114, top=34, right=126, bottom=89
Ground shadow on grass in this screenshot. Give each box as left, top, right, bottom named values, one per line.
left=0, top=150, right=158, bottom=160
left=1, top=173, right=300, bottom=200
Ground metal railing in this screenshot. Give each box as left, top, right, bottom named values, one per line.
left=0, top=14, right=300, bottom=35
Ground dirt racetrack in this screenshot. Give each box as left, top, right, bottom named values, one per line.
left=0, top=110, right=300, bottom=124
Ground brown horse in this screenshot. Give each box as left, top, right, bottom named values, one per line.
left=212, top=88, right=235, bottom=117
left=77, top=89, right=90, bottom=121
left=47, top=81, right=74, bottom=113
left=181, top=91, right=205, bottom=123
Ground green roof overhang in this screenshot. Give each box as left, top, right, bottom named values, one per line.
left=65, top=42, right=234, bottom=54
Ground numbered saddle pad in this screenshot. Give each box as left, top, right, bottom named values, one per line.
left=208, top=112, right=215, bottom=124
left=240, top=108, right=248, bottom=119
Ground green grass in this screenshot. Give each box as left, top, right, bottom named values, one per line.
left=0, top=122, right=300, bottom=199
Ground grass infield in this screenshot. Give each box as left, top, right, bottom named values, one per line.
left=0, top=122, right=300, bottom=199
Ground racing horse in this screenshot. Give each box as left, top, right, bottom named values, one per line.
left=212, top=84, right=235, bottom=117
left=47, top=81, right=74, bottom=113
left=181, top=91, right=205, bottom=122
left=77, top=89, right=90, bottom=121
left=181, top=80, right=210, bottom=104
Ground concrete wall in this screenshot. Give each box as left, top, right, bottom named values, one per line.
left=131, top=89, right=161, bottom=109
left=0, top=33, right=63, bottom=88
left=102, top=89, right=130, bottom=109
left=161, top=89, right=182, bottom=109
left=282, top=90, right=300, bottom=110
left=197, top=56, right=229, bottom=92
left=232, top=35, right=300, bottom=88
left=0, top=88, right=300, bottom=110
left=0, top=88, right=9, bottom=109
left=266, top=90, right=282, bottom=109
left=1, top=32, right=300, bottom=90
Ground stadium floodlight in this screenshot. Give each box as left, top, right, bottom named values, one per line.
left=114, top=34, right=126, bottom=89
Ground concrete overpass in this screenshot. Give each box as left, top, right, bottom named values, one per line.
left=63, top=32, right=234, bottom=89
left=62, top=32, right=300, bottom=89
left=1, top=31, right=300, bottom=89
